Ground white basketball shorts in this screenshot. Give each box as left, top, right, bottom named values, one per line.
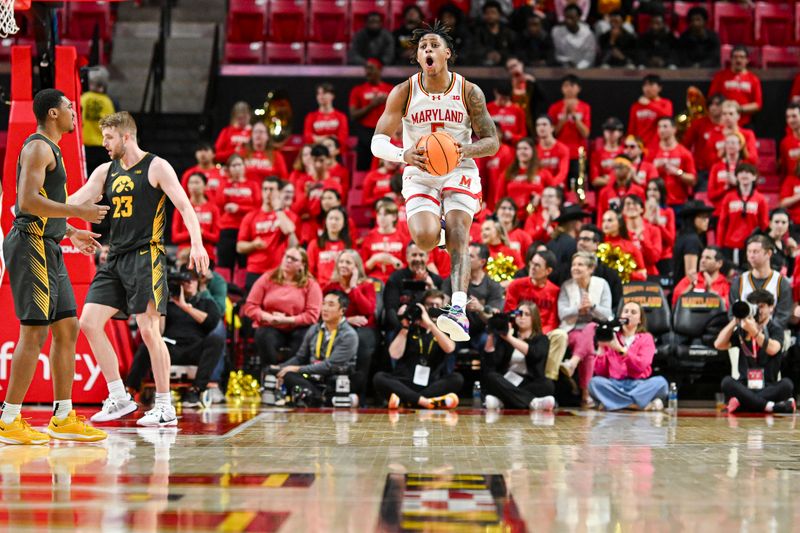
left=401, top=166, right=482, bottom=219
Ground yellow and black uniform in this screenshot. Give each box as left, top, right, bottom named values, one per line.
left=85, top=153, right=168, bottom=317
left=3, top=133, right=76, bottom=325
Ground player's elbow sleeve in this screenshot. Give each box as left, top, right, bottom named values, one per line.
left=371, top=134, right=405, bottom=163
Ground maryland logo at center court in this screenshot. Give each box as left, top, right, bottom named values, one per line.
left=112, top=175, right=135, bottom=194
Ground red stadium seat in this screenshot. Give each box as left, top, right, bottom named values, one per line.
left=227, top=0, right=267, bottom=43
left=720, top=44, right=761, bottom=68
left=223, top=42, right=264, bottom=64
left=754, top=2, right=794, bottom=46
left=61, top=38, right=104, bottom=65
left=306, top=42, right=347, bottom=64
left=264, top=41, right=305, bottom=64
left=428, top=0, right=469, bottom=18
left=65, top=1, right=111, bottom=40
left=797, top=2, right=800, bottom=43
left=671, top=1, right=710, bottom=36
left=756, top=138, right=777, bottom=175
left=390, top=0, right=432, bottom=31
left=713, top=3, right=755, bottom=45
left=309, top=0, right=348, bottom=43
left=351, top=0, right=390, bottom=35
left=268, top=0, right=307, bottom=43
left=761, top=46, right=800, bottom=69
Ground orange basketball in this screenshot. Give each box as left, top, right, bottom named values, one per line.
left=416, top=131, right=459, bottom=177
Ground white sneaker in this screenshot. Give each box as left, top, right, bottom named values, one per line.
left=644, top=398, right=664, bottom=411
left=206, top=387, right=225, bottom=404
left=530, top=396, right=556, bottom=412
left=136, top=404, right=178, bottom=427
left=349, top=394, right=360, bottom=408
left=485, top=395, right=504, bottom=410
left=90, top=394, right=139, bottom=423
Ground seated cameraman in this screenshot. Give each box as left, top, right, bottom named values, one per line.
left=714, top=289, right=796, bottom=414
left=373, top=290, right=463, bottom=409
left=442, top=243, right=505, bottom=350
left=383, top=242, right=443, bottom=335
left=275, top=290, right=360, bottom=407
left=125, top=266, right=224, bottom=406
left=588, top=302, right=669, bottom=411
left=482, top=302, right=556, bottom=411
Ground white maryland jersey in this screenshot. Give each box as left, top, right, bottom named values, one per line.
left=402, top=71, right=477, bottom=171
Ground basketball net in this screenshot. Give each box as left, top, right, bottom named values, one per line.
left=0, top=0, right=19, bottom=39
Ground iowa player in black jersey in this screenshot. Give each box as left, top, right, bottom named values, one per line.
left=69, top=112, right=209, bottom=427
left=0, top=89, right=109, bottom=444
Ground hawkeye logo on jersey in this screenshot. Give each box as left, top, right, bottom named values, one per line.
left=410, top=108, right=465, bottom=125
left=112, top=175, right=135, bottom=194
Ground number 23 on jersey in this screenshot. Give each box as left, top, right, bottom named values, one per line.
left=112, top=196, right=133, bottom=218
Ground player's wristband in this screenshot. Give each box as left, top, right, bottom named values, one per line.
left=371, top=134, right=405, bottom=163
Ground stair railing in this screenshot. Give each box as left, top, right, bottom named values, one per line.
left=140, top=0, right=172, bottom=113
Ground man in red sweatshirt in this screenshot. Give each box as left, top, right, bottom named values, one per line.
left=504, top=249, right=560, bottom=333
left=488, top=82, right=528, bottom=146
left=717, top=163, right=769, bottom=266
left=304, top=83, right=349, bottom=153
left=779, top=103, right=800, bottom=224
left=181, top=142, right=223, bottom=201
left=349, top=59, right=393, bottom=171
left=548, top=74, right=591, bottom=184
left=708, top=45, right=762, bottom=126
left=628, top=74, right=673, bottom=153
left=646, top=117, right=696, bottom=209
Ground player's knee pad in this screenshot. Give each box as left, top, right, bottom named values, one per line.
left=405, top=194, right=442, bottom=220
left=443, top=192, right=479, bottom=217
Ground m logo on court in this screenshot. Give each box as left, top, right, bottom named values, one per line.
left=112, top=175, right=135, bottom=194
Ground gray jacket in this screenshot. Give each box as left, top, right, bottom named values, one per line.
left=283, top=319, right=359, bottom=376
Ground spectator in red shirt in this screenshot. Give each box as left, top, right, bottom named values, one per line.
left=621, top=135, right=658, bottom=186
left=181, top=142, right=223, bottom=201
left=215, top=154, right=260, bottom=283
left=523, top=185, right=563, bottom=243
left=549, top=74, right=590, bottom=182
left=243, top=247, right=322, bottom=368
left=717, top=163, right=769, bottom=266
left=705, top=100, right=758, bottom=168
left=479, top=121, right=515, bottom=210
left=280, top=179, right=295, bottom=213
left=495, top=137, right=553, bottom=214
left=293, top=145, right=344, bottom=243
left=363, top=159, right=402, bottom=207
left=488, top=82, right=528, bottom=146
left=590, top=117, right=624, bottom=189
left=643, top=178, right=676, bottom=278
left=601, top=209, right=647, bottom=281
left=672, top=246, right=730, bottom=308
left=172, top=172, right=220, bottom=263
left=481, top=218, right=525, bottom=272
left=495, top=198, right=534, bottom=257
left=323, top=249, right=379, bottom=400
left=627, top=74, right=673, bottom=153
left=504, top=250, right=561, bottom=333
left=682, top=94, right=725, bottom=174
left=289, top=144, right=314, bottom=189
left=349, top=59, right=393, bottom=171
left=780, top=141, right=800, bottom=227
left=361, top=199, right=407, bottom=283
left=303, top=83, right=349, bottom=152
left=708, top=45, right=762, bottom=126
left=321, top=136, right=351, bottom=195
left=596, top=154, right=646, bottom=223
left=780, top=103, right=800, bottom=179
left=237, top=178, right=297, bottom=291
left=646, top=117, right=697, bottom=209
left=535, top=115, right=570, bottom=187
left=239, top=121, right=288, bottom=183
left=708, top=132, right=746, bottom=217
left=215, top=101, right=252, bottom=163
left=623, top=195, right=663, bottom=278
left=307, top=207, right=353, bottom=287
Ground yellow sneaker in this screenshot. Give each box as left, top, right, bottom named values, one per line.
left=47, top=411, right=107, bottom=442
left=0, top=416, right=50, bottom=445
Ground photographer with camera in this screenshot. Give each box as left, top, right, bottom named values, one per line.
left=384, top=242, right=443, bottom=335
left=124, top=266, right=224, bottom=406
left=373, top=290, right=463, bottom=409
left=588, top=302, right=669, bottom=411
left=482, top=303, right=557, bottom=411
left=442, top=243, right=505, bottom=350
left=714, top=289, right=796, bottom=413
left=273, top=290, right=360, bottom=407
left=558, top=251, right=614, bottom=407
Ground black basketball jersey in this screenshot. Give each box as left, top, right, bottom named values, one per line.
left=13, top=133, right=68, bottom=240
left=105, top=153, right=166, bottom=254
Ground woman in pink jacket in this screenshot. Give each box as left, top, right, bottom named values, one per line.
left=588, top=301, right=668, bottom=411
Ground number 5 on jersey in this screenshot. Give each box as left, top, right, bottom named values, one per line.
left=112, top=196, right=133, bottom=218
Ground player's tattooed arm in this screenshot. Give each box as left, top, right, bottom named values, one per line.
left=461, top=82, right=499, bottom=160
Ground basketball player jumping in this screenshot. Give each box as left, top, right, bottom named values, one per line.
left=1, top=89, right=109, bottom=444
left=371, top=22, right=499, bottom=341
left=67, top=112, right=209, bottom=427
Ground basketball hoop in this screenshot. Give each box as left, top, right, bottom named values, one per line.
left=0, top=0, right=20, bottom=39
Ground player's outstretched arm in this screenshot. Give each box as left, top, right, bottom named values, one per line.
left=18, top=140, right=109, bottom=223
left=153, top=157, right=209, bottom=275
left=68, top=161, right=111, bottom=206
left=371, top=81, right=427, bottom=171
left=461, top=82, right=499, bottom=160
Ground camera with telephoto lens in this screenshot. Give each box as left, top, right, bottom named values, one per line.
left=399, top=279, right=427, bottom=323
left=732, top=300, right=758, bottom=320
left=595, top=317, right=629, bottom=342
left=488, top=310, right=521, bottom=335
left=167, top=269, right=192, bottom=297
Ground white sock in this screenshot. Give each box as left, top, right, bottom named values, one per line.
left=107, top=379, right=127, bottom=400
left=765, top=401, right=775, bottom=413
left=1, top=403, right=21, bottom=425
left=451, top=291, right=467, bottom=309
left=155, top=392, right=171, bottom=408
left=53, top=400, right=72, bottom=420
